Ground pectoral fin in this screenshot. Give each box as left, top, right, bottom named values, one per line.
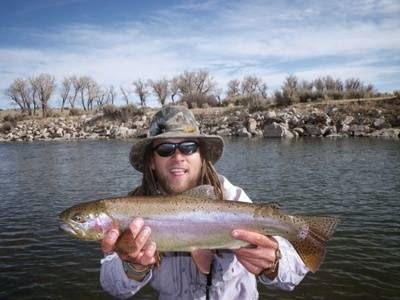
left=191, top=249, right=214, bottom=274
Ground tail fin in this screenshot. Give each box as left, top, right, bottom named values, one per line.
left=289, top=216, right=339, bottom=273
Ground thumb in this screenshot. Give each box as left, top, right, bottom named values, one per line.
left=101, top=229, right=120, bottom=254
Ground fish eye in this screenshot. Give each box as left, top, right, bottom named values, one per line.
left=72, top=214, right=85, bottom=223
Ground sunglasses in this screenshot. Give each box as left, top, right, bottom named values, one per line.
left=152, top=141, right=199, bottom=157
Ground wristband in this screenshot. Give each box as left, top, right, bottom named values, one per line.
left=122, top=261, right=151, bottom=279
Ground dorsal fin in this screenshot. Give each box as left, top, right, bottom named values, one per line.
left=181, top=185, right=216, bottom=200
left=269, top=202, right=281, bottom=210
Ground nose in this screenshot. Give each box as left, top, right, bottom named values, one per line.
left=170, top=148, right=186, bottom=160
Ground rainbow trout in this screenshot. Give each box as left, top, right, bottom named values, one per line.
left=59, top=185, right=338, bottom=272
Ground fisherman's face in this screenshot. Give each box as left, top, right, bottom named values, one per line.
left=150, top=138, right=202, bottom=195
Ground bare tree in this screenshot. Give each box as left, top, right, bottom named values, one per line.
left=226, top=79, right=240, bottom=98
left=120, top=86, right=131, bottom=105
left=78, top=76, right=92, bottom=110
left=149, top=78, right=169, bottom=106
left=95, top=86, right=109, bottom=108
left=171, top=70, right=218, bottom=107
left=133, top=79, right=149, bottom=107
left=108, top=85, right=117, bottom=105
left=177, top=70, right=217, bottom=96
left=241, top=75, right=261, bottom=96
left=60, top=77, right=72, bottom=111
left=258, top=82, right=268, bottom=99
left=84, top=78, right=101, bottom=110
left=69, top=75, right=84, bottom=108
left=29, top=77, right=40, bottom=114
left=170, top=76, right=179, bottom=103
left=282, top=75, right=299, bottom=101
left=5, top=78, right=32, bottom=114
left=30, top=73, right=56, bottom=117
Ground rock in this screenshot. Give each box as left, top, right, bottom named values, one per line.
left=304, top=124, right=323, bottom=136
left=326, top=106, right=338, bottom=116
left=237, top=127, right=252, bottom=138
left=263, top=122, right=293, bottom=138
left=340, top=124, right=350, bottom=134
left=253, top=129, right=263, bottom=137
left=247, top=118, right=257, bottom=133
left=373, top=118, right=391, bottom=130
left=293, top=127, right=305, bottom=136
left=370, top=128, right=400, bottom=138
left=350, top=125, right=371, bottom=137
left=287, top=115, right=302, bottom=128
left=55, top=127, right=64, bottom=137
left=308, top=111, right=331, bottom=126
left=342, top=116, right=355, bottom=126
left=216, top=128, right=231, bottom=136
left=265, top=110, right=276, bottom=119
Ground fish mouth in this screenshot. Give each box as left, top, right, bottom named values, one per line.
left=59, top=223, right=77, bottom=236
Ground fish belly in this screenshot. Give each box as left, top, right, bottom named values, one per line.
left=141, top=211, right=293, bottom=251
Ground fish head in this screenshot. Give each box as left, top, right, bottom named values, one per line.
left=59, top=201, right=114, bottom=241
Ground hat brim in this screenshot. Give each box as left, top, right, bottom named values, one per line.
left=129, top=132, right=224, bottom=172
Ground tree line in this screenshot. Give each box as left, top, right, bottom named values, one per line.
left=4, top=70, right=383, bottom=117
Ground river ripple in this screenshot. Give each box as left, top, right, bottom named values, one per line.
left=0, top=138, right=399, bottom=299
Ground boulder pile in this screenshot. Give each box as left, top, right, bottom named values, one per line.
left=1, top=106, right=399, bottom=142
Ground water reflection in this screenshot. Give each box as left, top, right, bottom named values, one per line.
left=0, top=138, right=399, bottom=299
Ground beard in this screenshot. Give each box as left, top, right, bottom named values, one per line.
left=154, top=168, right=201, bottom=195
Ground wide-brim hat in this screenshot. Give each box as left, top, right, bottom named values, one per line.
left=129, top=105, right=224, bottom=172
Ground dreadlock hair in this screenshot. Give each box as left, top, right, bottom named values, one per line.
left=129, top=142, right=224, bottom=200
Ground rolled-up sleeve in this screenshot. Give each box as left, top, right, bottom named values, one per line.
left=100, top=252, right=152, bottom=299
left=220, top=175, right=309, bottom=291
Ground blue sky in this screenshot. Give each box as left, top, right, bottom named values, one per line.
left=1, top=0, right=399, bottom=108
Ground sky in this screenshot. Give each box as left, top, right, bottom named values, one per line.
left=0, top=0, right=399, bottom=108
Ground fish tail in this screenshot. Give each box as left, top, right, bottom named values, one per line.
left=289, top=216, right=339, bottom=273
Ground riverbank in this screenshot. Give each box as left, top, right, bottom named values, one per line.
left=1, top=97, right=399, bottom=142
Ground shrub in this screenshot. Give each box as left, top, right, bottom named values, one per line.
left=46, top=109, right=61, bottom=118
left=2, top=112, right=27, bottom=123
left=102, top=104, right=120, bottom=119
left=69, top=108, right=83, bottom=116
left=102, top=104, right=143, bottom=122
left=0, top=121, right=13, bottom=133
left=248, top=98, right=271, bottom=113
left=273, top=90, right=292, bottom=107
left=180, top=94, right=219, bottom=109
left=120, top=104, right=143, bottom=122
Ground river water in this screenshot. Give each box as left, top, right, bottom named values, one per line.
left=0, top=138, right=399, bottom=299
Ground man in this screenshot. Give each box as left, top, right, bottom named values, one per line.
left=100, top=105, right=308, bottom=299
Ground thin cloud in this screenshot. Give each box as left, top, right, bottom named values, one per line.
left=0, top=0, right=399, bottom=108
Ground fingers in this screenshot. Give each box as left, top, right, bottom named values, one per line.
left=236, top=256, right=264, bottom=275
left=124, top=241, right=157, bottom=266
left=232, top=229, right=278, bottom=249
left=118, top=218, right=157, bottom=267
left=232, top=230, right=280, bottom=275
left=234, top=245, right=275, bottom=261
left=101, top=227, right=120, bottom=254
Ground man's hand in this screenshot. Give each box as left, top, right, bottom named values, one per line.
left=232, top=229, right=279, bottom=277
left=101, top=217, right=157, bottom=267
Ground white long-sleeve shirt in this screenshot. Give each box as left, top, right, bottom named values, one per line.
left=100, top=176, right=309, bottom=299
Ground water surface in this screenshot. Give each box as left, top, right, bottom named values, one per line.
left=0, top=138, right=399, bottom=299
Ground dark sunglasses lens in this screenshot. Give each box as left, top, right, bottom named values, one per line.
left=155, top=143, right=176, bottom=157
left=179, top=142, right=199, bottom=155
